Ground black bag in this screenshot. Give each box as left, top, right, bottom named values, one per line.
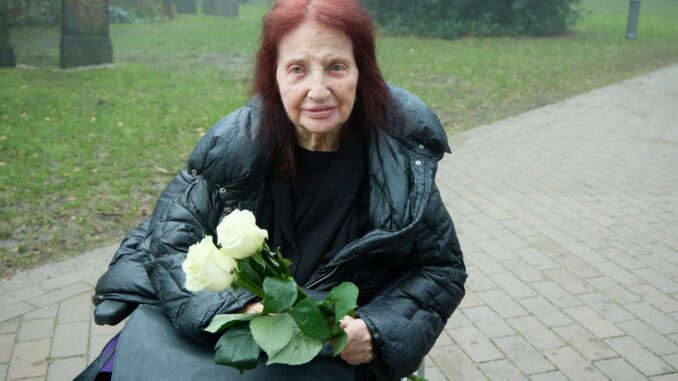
left=110, top=304, right=356, bottom=381
left=73, top=333, right=118, bottom=381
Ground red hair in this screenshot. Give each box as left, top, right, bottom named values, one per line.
left=252, top=0, right=391, bottom=175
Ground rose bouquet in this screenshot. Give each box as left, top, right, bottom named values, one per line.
left=182, top=209, right=427, bottom=381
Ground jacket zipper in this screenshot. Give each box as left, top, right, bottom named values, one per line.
left=305, top=158, right=433, bottom=290
left=305, top=263, right=341, bottom=289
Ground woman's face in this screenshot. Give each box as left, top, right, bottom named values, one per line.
left=276, top=21, right=359, bottom=151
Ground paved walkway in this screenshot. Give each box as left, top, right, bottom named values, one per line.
left=1, top=64, right=677, bottom=380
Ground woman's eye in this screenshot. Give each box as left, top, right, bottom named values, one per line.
left=290, top=66, right=304, bottom=74
left=330, top=64, right=345, bottom=72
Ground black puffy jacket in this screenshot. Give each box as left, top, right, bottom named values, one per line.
left=95, top=85, right=466, bottom=380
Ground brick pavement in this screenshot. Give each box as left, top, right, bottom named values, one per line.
left=2, top=63, right=678, bottom=380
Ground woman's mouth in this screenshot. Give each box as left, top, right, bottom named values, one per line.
left=302, top=106, right=337, bottom=119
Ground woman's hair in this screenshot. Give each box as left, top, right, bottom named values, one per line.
left=252, top=0, right=391, bottom=175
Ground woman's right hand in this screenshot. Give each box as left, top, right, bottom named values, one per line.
left=239, top=302, right=264, bottom=314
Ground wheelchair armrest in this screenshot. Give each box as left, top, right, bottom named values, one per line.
left=94, top=300, right=137, bottom=326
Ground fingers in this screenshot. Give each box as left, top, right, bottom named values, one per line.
left=240, top=302, right=263, bottom=314
left=341, top=342, right=374, bottom=364
left=339, top=315, right=354, bottom=328
left=250, top=302, right=264, bottom=313
left=339, top=317, right=375, bottom=365
left=341, top=342, right=374, bottom=365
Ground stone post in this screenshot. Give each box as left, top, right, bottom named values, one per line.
left=203, top=0, right=239, bottom=17
left=174, top=0, right=197, bottom=14
left=60, top=0, right=113, bottom=68
left=626, top=0, right=641, bottom=39
left=0, top=2, right=16, bottom=67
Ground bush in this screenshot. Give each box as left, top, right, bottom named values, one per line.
left=108, top=4, right=138, bottom=23
left=361, top=0, right=582, bottom=38
left=7, top=0, right=171, bottom=27
left=8, top=0, right=60, bottom=27
left=109, top=0, right=169, bottom=22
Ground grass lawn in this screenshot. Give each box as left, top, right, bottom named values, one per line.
left=1, top=0, right=677, bottom=279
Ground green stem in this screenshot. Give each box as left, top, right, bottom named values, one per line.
left=261, top=244, right=283, bottom=278
left=237, top=273, right=265, bottom=299
left=295, top=285, right=308, bottom=302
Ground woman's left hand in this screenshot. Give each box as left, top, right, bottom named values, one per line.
left=339, top=315, right=375, bottom=365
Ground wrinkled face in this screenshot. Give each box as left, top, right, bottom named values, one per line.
left=276, top=21, right=359, bottom=150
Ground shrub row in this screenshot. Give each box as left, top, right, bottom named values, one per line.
left=7, top=0, right=172, bottom=27
left=361, top=0, right=582, bottom=38
left=7, top=0, right=60, bottom=27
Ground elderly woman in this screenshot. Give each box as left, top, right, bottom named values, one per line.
left=88, top=0, right=466, bottom=380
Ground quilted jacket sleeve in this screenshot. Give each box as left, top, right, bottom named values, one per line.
left=356, top=184, right=466, bottom=380
left=94, top=169, right=195, bottom=305
left=143, top=109, right=261, bottom=347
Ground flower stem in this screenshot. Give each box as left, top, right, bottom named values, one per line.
left=237, top=273, right=265, bottom=299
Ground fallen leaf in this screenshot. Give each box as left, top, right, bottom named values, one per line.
left=91, top=116, right=97, bottom=122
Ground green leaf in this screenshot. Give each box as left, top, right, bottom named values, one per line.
left=266, top=329, right=323, bottom=366
left=330, top=330, right=348, bottom=357
left=262, top=276, right=298, bottom=313
left=328, top=282, right=359, bottom=321
left=405, top=375, right=429, bottom=381
left=264, top=246, right=291, bottom=276
left=214, top=324, right=260, bottom=373
left=250, top=314, right=296, bottom=357
left=251, top=252, right=267, bottom=270
left=239, top=258, right=264, bottom=287
left=331, top=323, right=344, bottom=336
left=205, top=313, right=262, bottom=333
left=289, top=296, right=332, bottom=341
left=259, top=249, right=283, bottom=278
left=319, top=300, right=335, bottom=317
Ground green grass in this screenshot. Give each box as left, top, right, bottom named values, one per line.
left=1, top=0, right=678, bottom=279
left=378, top=0, right=678, bottom=133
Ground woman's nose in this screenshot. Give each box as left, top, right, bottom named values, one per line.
left=307, top=71, right=330, bottom=101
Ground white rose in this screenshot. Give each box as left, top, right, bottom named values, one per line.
left=216, top=209, right=268, bottom=259
left=182, top=235, right=238, bottom=293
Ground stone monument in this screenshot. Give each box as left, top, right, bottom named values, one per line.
left=0, top=2, right=16, bottom=67
left=203, top=0, right=239, bottom=17
left=626, top=0, right=641, bottom=39
left=174, top=0, right=197, bottom=14
left=60, top=0, right=113, bottom=68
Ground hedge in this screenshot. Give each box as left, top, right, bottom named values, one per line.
left=361, top=0, right=582, bottom=38
left=8, top=0, right=172, bottom=27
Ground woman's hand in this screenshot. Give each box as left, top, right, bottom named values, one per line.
left=339, top=315, right=375, bottom=365
left=239, top=302, right=264, bottom=314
